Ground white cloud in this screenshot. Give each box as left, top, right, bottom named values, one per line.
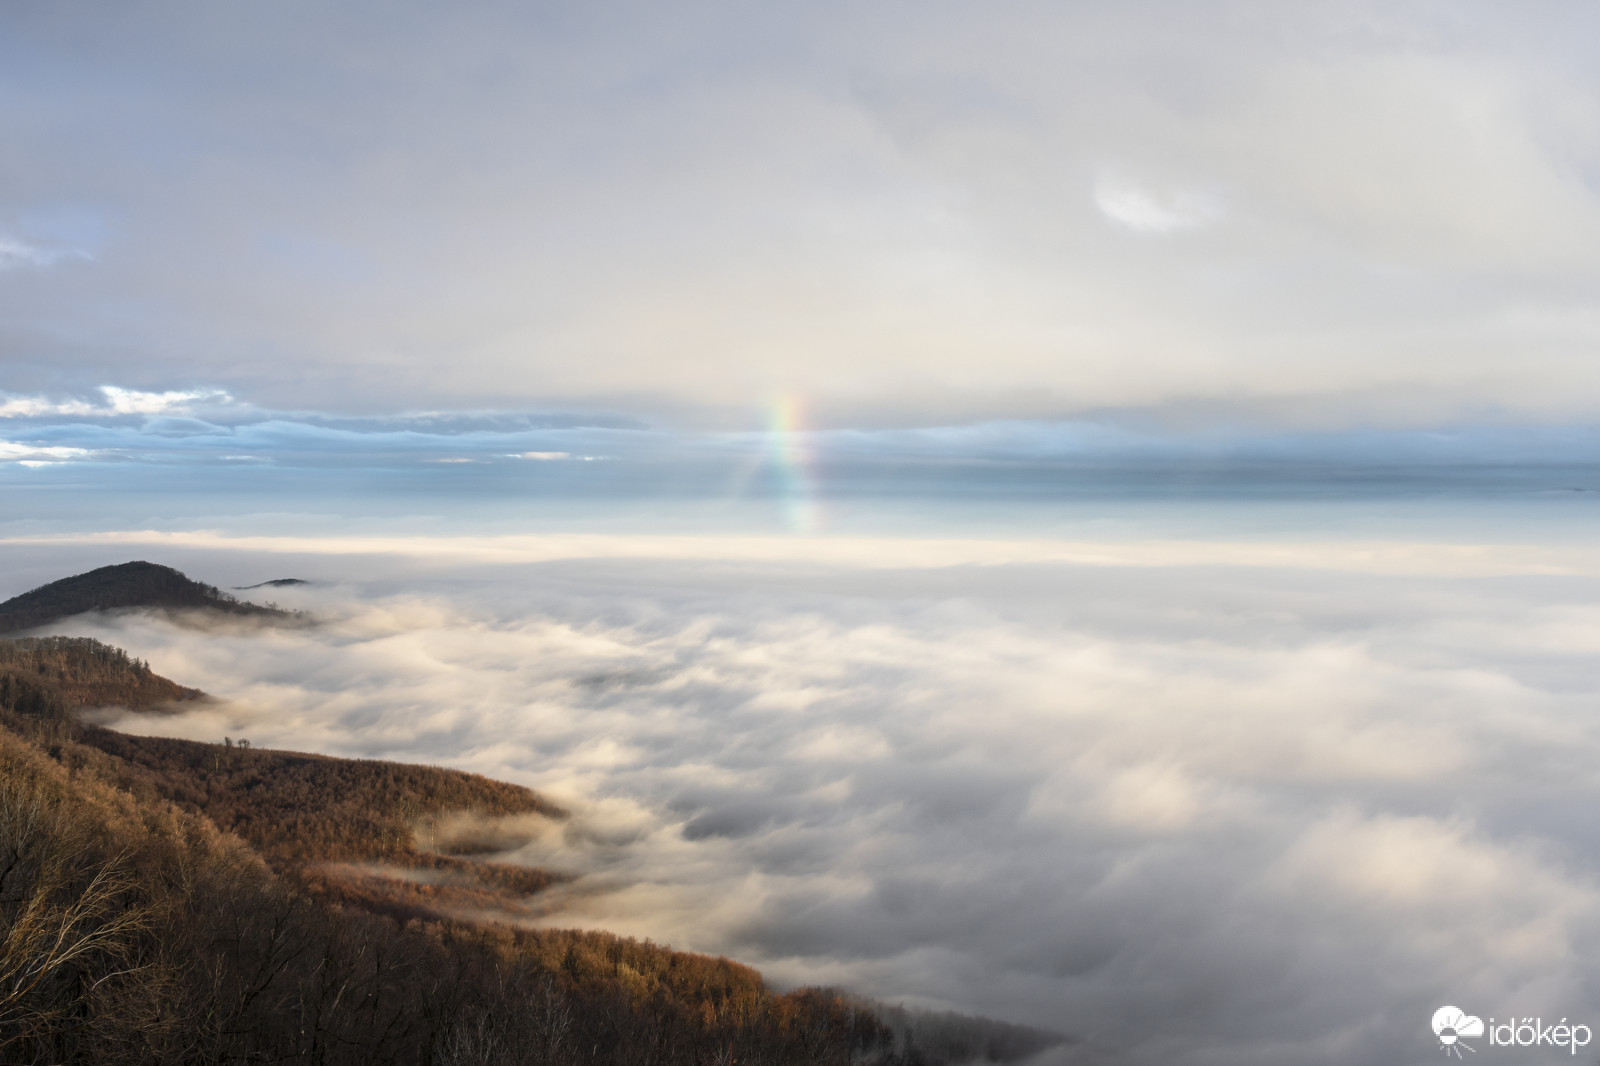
left=46, top=543, right=1600, bottom=1064
left=0, top=441, right=94, bottom=464
left=0, top=233, right=91, bottom=271
left=0, top=236, right=49, bottom=269
left=0, top=396, right=98, bottom=418
left=4, top=528, right=1594, bottom=577
left=1094, top=173, right=1223, bottom=234
left=98, top=385, right=231, bottom=415
left=0, top=385, right=233, bottom=419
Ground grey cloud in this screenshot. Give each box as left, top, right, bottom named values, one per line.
left=0, top=232, right=89, bottom=270
left=5, top=3, right=1600, bottom=425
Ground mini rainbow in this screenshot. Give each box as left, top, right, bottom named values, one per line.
left=769, top=396, right=819, bottom=533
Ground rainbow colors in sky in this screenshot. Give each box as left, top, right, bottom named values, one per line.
left=768, top=396, right=819, bottom=533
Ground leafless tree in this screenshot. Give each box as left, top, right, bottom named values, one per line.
left=0, top=782, right=147, bottom=1054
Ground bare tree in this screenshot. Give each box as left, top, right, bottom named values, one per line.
left=0, top=783, right=147, bottom=1054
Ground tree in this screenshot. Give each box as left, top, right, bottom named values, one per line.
left=0, top=782, right=147, bottom=1056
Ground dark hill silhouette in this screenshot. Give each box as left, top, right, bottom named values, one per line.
left=0, top=560, right=291, bottom=633
left=234, top=577, right=309, bottom=589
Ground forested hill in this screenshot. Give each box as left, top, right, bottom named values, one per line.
left=0, top=635, right=204, bottom=716
left=0, top=560, right=293, bottom=633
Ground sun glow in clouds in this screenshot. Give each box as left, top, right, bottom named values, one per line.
left=0, top=442, right=96, bottom=466
left=767, top=396, right=820, bottom=533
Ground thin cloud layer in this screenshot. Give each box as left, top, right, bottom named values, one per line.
left=5, top=3, right=1600, bottom=425
left=54, top=548, right=1600, bottom=1065
left=0, top=232, right=90, bottom=270
left=14, top=394, right=1600, bottom=476
left=0, top=385, right=231, bottom=420
left=1094, top=173, right=1221, bottom=234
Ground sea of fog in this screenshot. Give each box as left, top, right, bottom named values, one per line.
left=8, top=491, right=1600, bottom=1065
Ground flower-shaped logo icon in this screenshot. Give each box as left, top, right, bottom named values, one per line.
left=1432, top=1006, right=1484, bottom=1057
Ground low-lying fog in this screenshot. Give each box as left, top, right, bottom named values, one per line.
left=44, top=541, right=1600, bottom=1065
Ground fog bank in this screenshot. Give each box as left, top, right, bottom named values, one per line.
left=61, top=547, right=1600, bottom=1065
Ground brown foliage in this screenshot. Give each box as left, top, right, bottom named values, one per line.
left=0, top=718, right=919, bottom=1065
left=0, top=670, right=68, bottom=721
left=0, top=636, right=203, bottom=712
left=69, top=727, right=562, bottom=864
left=301, top=859, right=563, bottom=926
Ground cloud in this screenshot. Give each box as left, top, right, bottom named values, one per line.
left=0, top=440, right=95, bottom=465
left=0, top=385, right=232, bottom=420
left=0, top=396, right=99, bottom=418
left=9, top=528, right=1600, bottom=578
left=98, top=386, right=231, bottom=415
left=0, top=233, right=90, bottom=271
left=1094, top=173, right=1222, bottom=234
left=5, top=4, right=1600, bottom=425
left=41, top=542, right=1600, bottom=1064
left=14, top=392, right=1600, bottom=506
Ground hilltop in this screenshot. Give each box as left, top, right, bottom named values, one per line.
left=0, top=560, right=295, bottom=634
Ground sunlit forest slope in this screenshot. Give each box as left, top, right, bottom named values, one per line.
left=0, top=564, right=1069, bottom=1065
left=0, top=635, right=203, bottom=714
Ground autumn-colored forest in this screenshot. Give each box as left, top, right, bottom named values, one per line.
left=0, top=636, right=203, bottom=712
left=0, top=627, right=1064, bottom=1065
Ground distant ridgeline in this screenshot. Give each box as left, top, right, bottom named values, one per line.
left=234, top=578, right=310, bottom=590
left=0, top=564, right=1069, bottom=1065
left=0, top=560, right=296, bottom=634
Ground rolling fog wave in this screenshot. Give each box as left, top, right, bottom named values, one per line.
left=73, top=554, right=1600, bottom=1065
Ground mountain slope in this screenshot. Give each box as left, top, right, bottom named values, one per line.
left=0, top=636, right=203, bottom=714
left=1, top=722, right=903, bottom=1066
left=0, top=700, right=920, bottom=1065
left=0, top=560, right=292, bottom=634
left=71, top=729, right=560, bottom=865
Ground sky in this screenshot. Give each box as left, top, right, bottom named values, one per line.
left=8, top=4, right=1600, bottom=1064
left=5, top=1, right=1600, bottom=436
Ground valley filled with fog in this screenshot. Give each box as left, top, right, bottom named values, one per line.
left=23, top=535, right=1597, bottom=1065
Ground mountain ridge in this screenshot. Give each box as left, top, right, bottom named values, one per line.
left=0, top=560, right=295, bottom=634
